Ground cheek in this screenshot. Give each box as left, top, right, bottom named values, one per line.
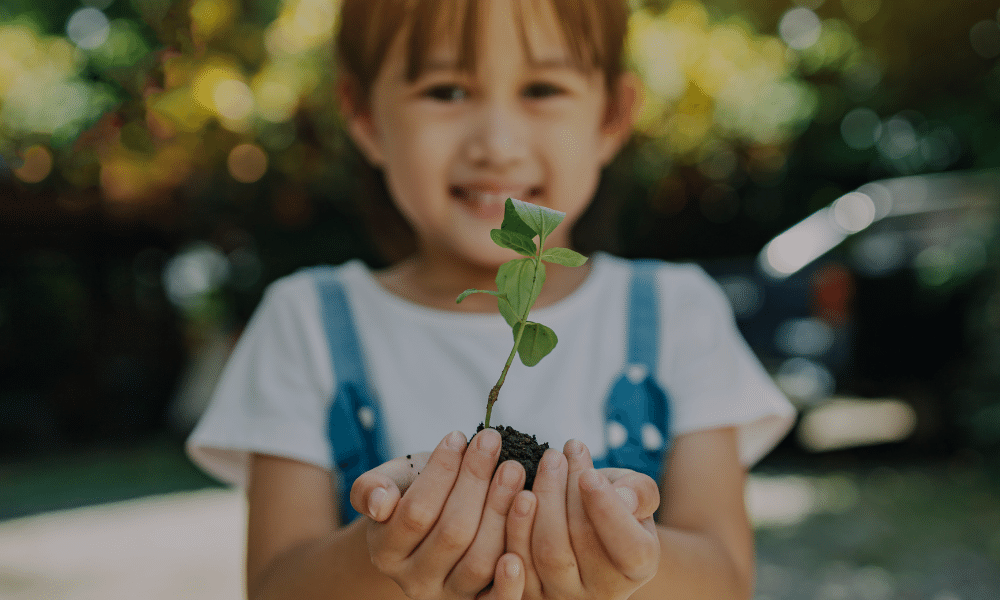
left=384, top=117, right=455, bottom=179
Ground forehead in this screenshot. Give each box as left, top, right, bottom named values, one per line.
left=402, top=0, right=596, bottom=78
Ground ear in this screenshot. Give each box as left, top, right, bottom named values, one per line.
left=598, top=71, right=643, bottom=166
left=337, top=77, right=386, bottom=167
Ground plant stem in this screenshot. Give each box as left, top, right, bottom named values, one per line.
left=484, top=255, right=539, bottom=429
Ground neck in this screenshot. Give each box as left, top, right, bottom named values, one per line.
left=373, top=249, right=594, bottom=313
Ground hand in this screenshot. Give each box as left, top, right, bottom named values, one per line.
left=349, top=429, right=527, bottom=600
left=506, top=440, right=661, bottom=600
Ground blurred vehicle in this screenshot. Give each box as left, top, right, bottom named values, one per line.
left=700, top=169, right=1000, bottom=455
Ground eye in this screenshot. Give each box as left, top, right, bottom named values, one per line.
left=522, top=82, right=564, bottom=99
left=424, top=84, right=469, bottom=102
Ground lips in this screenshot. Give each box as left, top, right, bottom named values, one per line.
left=450, top=184, right=542, bottom=219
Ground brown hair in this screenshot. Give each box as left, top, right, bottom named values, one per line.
left=335, top=0, right=632, bottom=263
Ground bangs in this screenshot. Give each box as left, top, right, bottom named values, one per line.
left=337, top=0, right=628, bottom=100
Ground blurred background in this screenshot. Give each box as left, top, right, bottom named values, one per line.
left=1, top=0, right=999, bottom=598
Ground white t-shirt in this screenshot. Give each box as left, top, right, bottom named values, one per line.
left=187, top=252, right=795, bottom=487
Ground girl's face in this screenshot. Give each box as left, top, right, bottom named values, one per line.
left=344, top=0, right=636, bottom=269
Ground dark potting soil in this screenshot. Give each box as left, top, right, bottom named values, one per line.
left=474, top=423, right=549, bottom=490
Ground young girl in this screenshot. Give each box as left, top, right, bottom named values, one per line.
left=187, top=0, right=796, bottom=598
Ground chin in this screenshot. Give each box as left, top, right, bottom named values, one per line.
left=456, top=245, right=522, bottom=272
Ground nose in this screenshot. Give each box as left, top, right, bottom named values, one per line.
left=463, top=100, right=529, bottom=170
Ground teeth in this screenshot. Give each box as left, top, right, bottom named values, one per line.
left=468, top=191, right=512, bottom=205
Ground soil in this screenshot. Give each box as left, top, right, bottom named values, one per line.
left=474, top=423, right=549, bottom=490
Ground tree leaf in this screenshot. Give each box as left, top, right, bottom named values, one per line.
left=490, top=229, right=537, bottom=257
left=540, top=247, right=588, bottom=267
left=509, top=198, right=565, bottom=241
left=500, top=198, right=536, bottom=238
left=513, top=321, right=558, bottom=366
left=495, top=258, right=545, bottom=319
left=456, top=288, right=500, bottom=304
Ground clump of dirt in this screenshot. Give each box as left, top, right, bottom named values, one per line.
left=475, top=423, right=549, bottom=490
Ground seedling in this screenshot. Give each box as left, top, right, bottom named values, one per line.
left=456, top=198, right=588, bottom=429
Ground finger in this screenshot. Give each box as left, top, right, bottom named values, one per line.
left=530, top=448, right=580, bottom=593
left=412, top=429, right=502, bottom=578
left=373, top=430, right=467, bottom=561
left=447, top=459, right=525, bottom=596
left=605, top=471, right=660, bottom=521
left=505, top=490, right=539, bottom=597
left=350, top=452, right=431, bottom=521
left=563, top=439, right=606, bottom=584
left=481, top=554, right=525, bottom=600
left=579, top=469, right=661, bottom=583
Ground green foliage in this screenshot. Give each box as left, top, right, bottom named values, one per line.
left=456, top=198, right=588, bottom=426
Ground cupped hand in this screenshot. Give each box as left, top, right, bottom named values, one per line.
left=349, top=429, right=527, bottom=600
left=505, top=440, right=661, bottom=600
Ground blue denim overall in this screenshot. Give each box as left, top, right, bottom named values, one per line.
left=311, top=261, right=671, bottom=524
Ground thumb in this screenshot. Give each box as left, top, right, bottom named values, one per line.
left=597, top=468, right=660, bottom=520
left=349, top=451, right=431, bottom=521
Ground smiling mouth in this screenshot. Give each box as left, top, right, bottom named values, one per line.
left=449, top=186, right=543, bottom=216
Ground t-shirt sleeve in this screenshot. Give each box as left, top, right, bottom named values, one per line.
left=659, top=265, right=796, bottom=466
left=185, top=273, right=335, bottom=487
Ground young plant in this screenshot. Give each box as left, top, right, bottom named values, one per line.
left=456, top=198, right=588, bottom=429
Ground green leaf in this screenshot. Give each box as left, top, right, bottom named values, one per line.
left=456, top=288, right=500, bottom=303
left=490, top=229, right=537, bottom=257
left=500, top=199, right=536, bottom=238
left=510, top=198, right=565, bottom=242
left=495, top=258, right=546, bottom=319
left=497, top=296, right=519, bottom=328
left=513, top=321, right=558, bottom=366
left=540, top=247, right=588, bottom=267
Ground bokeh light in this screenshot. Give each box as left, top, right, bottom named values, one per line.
left=776, top=357, right=835, bottom=403
left=66, top=8, right=109, bottom=50
left=969, top=19, right=1000, bottom=59
left=840, top=107, right=882, bottom=149
left=779, top=8, right=822, bottom=50
left=798, top=398, right=918, bottom=452
left=775, top=317, right=835, bottom=357
left=163, top=243, right=231, bottom=310
left=213, top=79, right=254, bottom=121
left=842, top=0, right=882, bottom=23
left=832, top=191, right=876, bottom=232
left=13, top=145, right=53, bottom=183
left=227, top=143, right=268, bottom=183
left=877, top=115, right=918, bottom=161
left=87, top=19, right=149, bottom=70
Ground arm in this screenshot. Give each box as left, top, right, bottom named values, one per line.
left=245, top=452, right=405, bottom=600
left=631, top=426, right=755, bottom=600
left=246, top=429, right=528, bottom=600
left=505, top=426, right=753, bottom=600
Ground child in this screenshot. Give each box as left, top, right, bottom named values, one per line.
left=187, top=0, right=796, bottom=598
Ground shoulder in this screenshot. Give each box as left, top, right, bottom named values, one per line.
left=261, top=260, right=369, bottom=310
left=596, top=254, right=727, bottom=309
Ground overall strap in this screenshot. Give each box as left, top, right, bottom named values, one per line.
left=309, top=266, right=390, bottom=523
left=595, top=259, right=671, bottom=480
left=627, top=259, right=662, bottom=370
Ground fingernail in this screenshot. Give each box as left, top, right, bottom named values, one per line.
left=514, top=492, right=533, bottom=516
left=579, top=469, right=607, bottom=491
left=616, top=485, right=638, bottom=513
left=499, top=462, right=519, bottom=489
left=445, top=430, right=465, bottom=449
left=477, top=429, right=500, bottom=453
left=368, top=487, right=388, bottom=519
left=506, top=559, right=521, bottom=579
left=565, top=439, right=585, bottom=457
left=540, top=449, right=563, bottom=471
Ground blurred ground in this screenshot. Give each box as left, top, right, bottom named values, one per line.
left=0, top=441, right=997, bottom=600
left=0, top=488, right=244, bottom=600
